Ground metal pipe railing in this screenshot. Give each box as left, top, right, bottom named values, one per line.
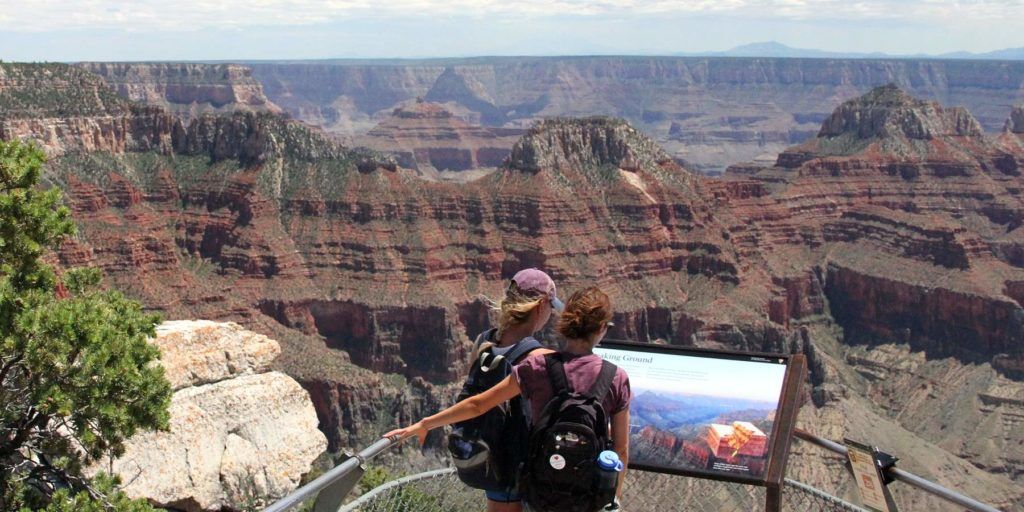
left=264, top=436, right=400, bottom=512
left=793, top=429, right=1002, bottom=512
left=264, top=426, right=1003, bottom=512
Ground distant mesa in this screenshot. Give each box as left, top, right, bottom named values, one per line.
left=393, top=100, right=455, bottom=119
left=356, top=100, right=521, bottom=179
left=77, top=62, right=282, bottom=122
left=248, top=56, right=1024, bottom=174
left=680, top=40, right=1024, bottom=61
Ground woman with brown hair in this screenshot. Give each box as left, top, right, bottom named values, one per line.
left=385, top=285, right=631, bottom=512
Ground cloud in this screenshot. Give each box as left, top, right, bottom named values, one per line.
left=2, top=0, right=1021, bottom=32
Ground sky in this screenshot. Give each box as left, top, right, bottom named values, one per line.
left=1, top=0, right=1022, bottom=62
left=594, top=347, right=789, bottom=402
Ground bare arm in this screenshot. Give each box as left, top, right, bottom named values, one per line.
left=611, top=409, right=630, bottom=500
left=384, top=375, right=521, bottom=445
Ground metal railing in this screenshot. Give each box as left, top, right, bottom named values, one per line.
left=336, top=467, right=871, bottom=512
left=264, top=437, right=397, bottom=512
left=792, top=429, right=1002, bottom=512
left=264, top=430, right=1005, bottom=512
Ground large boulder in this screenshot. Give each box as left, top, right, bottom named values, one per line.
left=153, top=320, right=280, bottom=390
left=91, top=321, right=327, bottom=512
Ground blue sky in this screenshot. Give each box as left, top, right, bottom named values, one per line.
left=1, top=0, right=1022, bottom=61
left=594, top=347, right=788, bottom=402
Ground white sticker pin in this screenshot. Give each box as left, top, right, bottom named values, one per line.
left=549, top=454, right=566, bottom=470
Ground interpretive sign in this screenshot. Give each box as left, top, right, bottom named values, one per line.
left=845, top=439, right=897, bottom=512
left=593, top=341, right=804, bottom=486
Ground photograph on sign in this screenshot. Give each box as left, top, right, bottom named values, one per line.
left=594, top=342, right=790, bottom=483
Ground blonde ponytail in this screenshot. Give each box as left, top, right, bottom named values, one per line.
left=486, top=281, right=545, bottom=336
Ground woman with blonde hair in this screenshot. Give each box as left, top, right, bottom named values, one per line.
left=386, top=285, right=631, bottom=512
left=440, top=269, right=561, bottom=511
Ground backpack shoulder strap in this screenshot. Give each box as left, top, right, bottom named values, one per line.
left=586, top=361, right=618, bottom=402
left=472, top=329, right=498, bottom=365
left=474, top=328, right=497, bottom=349
left=506, top=337, right=543, bottom=365
left=544, top=353, right=571, bottom=396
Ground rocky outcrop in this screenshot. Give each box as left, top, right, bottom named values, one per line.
left=92, top=321, right=326, bottom=512
left=177, top=111, right=342, bottom=165
left=355, top=100, right=522, bottom=177
left=153, top=320, right=281, bottom=389
left=819, top=84, right=983, bottom=141
left=1006, top=106, right=1024, bottom=134
left=508, top=117, right=675, bottom=174
left=0, top=63, right=183, bottom=156
left=78, top=62, right=281, bottom=122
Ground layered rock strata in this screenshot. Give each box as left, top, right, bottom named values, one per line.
left=78, top=62, right=281, bottom=122
left=91, top=321, right=326, bottom=512
left=355, top=100, right=522, bottom=178
left=250, top=57, right=1024, bottom=172
left=0, top=63, right=182, bottom=156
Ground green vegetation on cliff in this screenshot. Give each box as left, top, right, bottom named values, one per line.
left=0, top=63, right=130, bottom=119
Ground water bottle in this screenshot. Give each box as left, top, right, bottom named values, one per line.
left=453, top=439, right=473, bottom=459
left=596, top=450, right=623, bottom=501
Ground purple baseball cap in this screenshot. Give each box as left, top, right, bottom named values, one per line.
left=511, top=268, right=564, bottom=312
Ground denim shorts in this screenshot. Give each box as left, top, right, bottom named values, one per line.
left=485, top=489, right=522, bottom=503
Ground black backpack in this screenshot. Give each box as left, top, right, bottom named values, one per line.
left=447, top=329, right=542, bottom=491
left=521, top=353, right=619, bottom=512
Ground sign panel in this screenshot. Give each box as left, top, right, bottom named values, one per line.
left=845, top=439, right=895, bottom=512
left=594, top=341, right=798, bottom=485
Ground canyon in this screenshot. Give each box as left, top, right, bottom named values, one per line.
left=247, top=57, right=1024, bottom=174
left=2, top=61, right=1024, bottom=510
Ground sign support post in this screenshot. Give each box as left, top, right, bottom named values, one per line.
left=764, top=354, right=805, bottom=512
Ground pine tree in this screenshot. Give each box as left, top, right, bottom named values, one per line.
left=0, top=140, right=172, bottom=511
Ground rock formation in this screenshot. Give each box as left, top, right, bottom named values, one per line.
left=724, top=86, right=1024, bottom=373
left=1006, top=105, right=1024, bottom=134
left=355, top=100, right=522, bottom=178
left=0, top=63, right=182, bottom=157
left=90, top=321, right=326, bottom=512
left=78, top=62, right=281, bottom=122
left=818, top=84, right=983, bottom=141
left=249, top=57, right=1024, bottom=173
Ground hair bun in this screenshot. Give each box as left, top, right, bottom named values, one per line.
left=556, top=286, right=612, bottom=340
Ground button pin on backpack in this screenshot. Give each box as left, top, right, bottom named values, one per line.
left=549, top=454, right=566, bottom=470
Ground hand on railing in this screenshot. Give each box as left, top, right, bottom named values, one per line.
left=383, top=421, right=428, bottom=446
